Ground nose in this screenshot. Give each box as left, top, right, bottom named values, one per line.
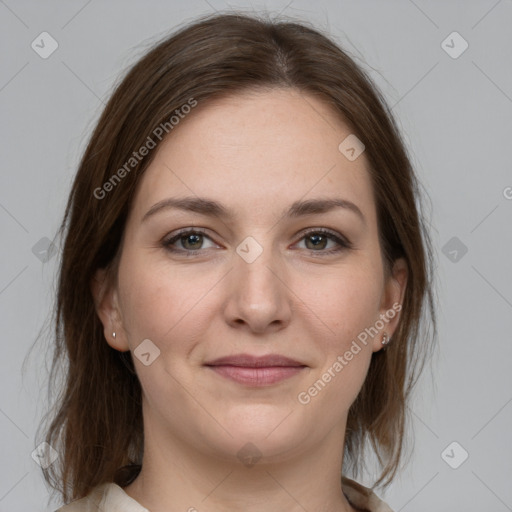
left=223, top=242, right=293, bottom=335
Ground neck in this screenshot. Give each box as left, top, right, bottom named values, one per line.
left=123, top=416, right=357, bottom=512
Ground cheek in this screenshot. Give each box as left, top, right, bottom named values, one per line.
left=300, top=262, right=383, bottom=343
left=120, top=271, right=174, bottom=339
left=298, top=269, right=380, bottom=414
left=316, top=265, right=383, bottom=401
left=118, top=252, right=221, bottom=350
left=117, top=250, right=182, bottom=342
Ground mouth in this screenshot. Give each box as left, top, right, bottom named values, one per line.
left=204, top=353, right=307, bottom=387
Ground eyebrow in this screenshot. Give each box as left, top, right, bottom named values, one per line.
left=141, top=196, right=366, bottom=224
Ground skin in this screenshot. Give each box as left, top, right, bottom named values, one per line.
left=92, top=88, right=407, bottom=512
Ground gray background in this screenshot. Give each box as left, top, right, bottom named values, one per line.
left=1, top=0, right=511, bottom=511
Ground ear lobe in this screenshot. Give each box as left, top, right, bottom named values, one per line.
left=90, top=268, right=129, bottom=352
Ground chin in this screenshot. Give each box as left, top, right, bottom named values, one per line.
left=206, top=410, right=311, bottom=460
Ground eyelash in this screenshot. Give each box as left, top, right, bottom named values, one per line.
left=162, top=227, right=352, bottom=257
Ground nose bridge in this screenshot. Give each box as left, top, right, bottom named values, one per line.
left=234, top=234, right=281, bottom=300
left=225, top=233, right=292, bottom=331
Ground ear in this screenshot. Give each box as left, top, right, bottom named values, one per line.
left=372, top=257, right=408, bottom=353
left=90, top=267, right=130, bottom=352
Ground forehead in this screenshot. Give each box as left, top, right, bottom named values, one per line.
left=130, top=88, right=376, bottom=227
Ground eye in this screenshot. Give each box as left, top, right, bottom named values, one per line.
left=162, top=227, right=352, bottom=257
left=162, top=228, right=218, bottom=255
left=294, top=228, right=352, bottom=255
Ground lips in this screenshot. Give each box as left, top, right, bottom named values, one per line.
left=204, top=354, right=307, bottom=386
left=204, top=353, right=305, bottom=368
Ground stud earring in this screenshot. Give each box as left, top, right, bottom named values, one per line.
left=381, top=332, right=390, bottom=347
left=112, top=332, right=116, bottom=339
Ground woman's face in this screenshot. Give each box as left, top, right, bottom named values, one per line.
left=94, top=88, right=406, bottom=464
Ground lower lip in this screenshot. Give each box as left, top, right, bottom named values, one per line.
left=206, top=365, right=305, bottom=386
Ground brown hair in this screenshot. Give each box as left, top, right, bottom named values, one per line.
left=36, top=11, right=437, bottom=505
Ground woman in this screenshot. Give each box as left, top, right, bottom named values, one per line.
left=39, top=11, right=436, bottom=512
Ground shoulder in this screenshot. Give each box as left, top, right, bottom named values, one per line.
left=54, top=483, right=110, bottom=511
left=56, top=478, right=392, bottom=512
left=54, top=482, right=148, bottom=512
left=341, top=476, right=395, bottom=512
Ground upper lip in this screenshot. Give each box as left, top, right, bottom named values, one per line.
left=204, top=354, right=306, bottom=368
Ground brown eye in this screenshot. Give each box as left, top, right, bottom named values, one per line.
left=179, top=233, right=204, bottom=250
left=163, top=228, right=217, bottom=255
left=304, top=232, right=329, bottom=250
left=296, top=229, right=352, bottom=255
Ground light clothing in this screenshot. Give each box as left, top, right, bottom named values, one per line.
left=55, top=476, right=394, bottom=511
